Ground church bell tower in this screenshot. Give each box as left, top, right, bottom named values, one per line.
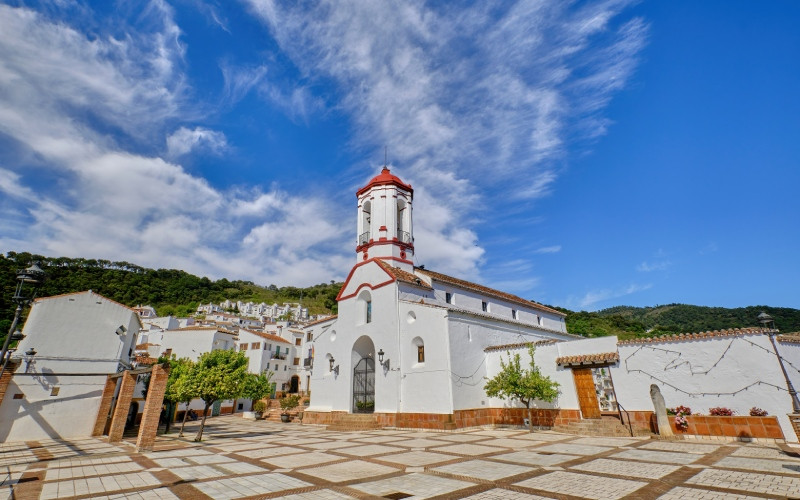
left=355, top=167, right=414, bottom=271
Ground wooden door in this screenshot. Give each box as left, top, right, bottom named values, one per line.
left=572, top=367, right=601, bottom=419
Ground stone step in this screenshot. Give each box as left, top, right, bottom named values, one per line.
left=326, top=413, right=381, bottom=431
left=553, top=418, right=652, bottom=437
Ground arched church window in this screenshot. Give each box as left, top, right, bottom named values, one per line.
left=396, top=199, right=409, bottom=243
left=412, top=336, right=425, bottom=364
left=357, top=290, right=372, bottom=325
left=360, top=200, right=372, bottom=246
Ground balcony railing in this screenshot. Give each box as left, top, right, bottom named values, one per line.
left=397, top=230, right=412, bottom=243
left=358, top=231, right=370, bottom=246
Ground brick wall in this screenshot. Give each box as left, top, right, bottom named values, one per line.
left=669, top=415, right=784, bottom=439
left=0, top=360, right=20, bottom=406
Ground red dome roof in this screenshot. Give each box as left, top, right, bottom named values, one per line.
left=356, top=167, right=413, bottom=196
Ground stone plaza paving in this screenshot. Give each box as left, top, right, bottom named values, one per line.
left=2, top=415, right=800, bottom=499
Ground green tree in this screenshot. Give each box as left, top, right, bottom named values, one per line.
left=188, top=349, right=248, bottom=441
left=484, top=345, right=560, bottom=433
left=241, top=370, right=275, bottom=402
left=165, top=358, right=197, bottom=437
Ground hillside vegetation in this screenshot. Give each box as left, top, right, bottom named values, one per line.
left=2, top=252, right=798, bottom=345
left=555, top=304, right=800, bottom=341
left=0, top=252, right=340, bottom=339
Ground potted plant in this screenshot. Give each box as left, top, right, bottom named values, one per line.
left=252, top=400, right=267, bottom=419
left=280, top=394, right=301, bottom=422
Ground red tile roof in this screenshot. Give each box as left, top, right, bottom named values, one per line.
left=239, top=329, right=291, bottom=345
left=556, top=352, right=619, bottom=366
left=375, top=260, right=433, bottom=289
left=414, top=268, right=566, bottom=317
left=303, top=315, right=338, bottom=328
left=484, top=339, right=560, bottom=352
left=617, top=327, right=778, bottom=345
left=133, top=354, right=158, bottom=366
left=778, top=334, right=800, bottom=344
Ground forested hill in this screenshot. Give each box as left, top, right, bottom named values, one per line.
left=556, top=304, right=800, bottom=341
left=3, top=252, right=798, bottom=343
left=0, top=252, right=341, bottom=335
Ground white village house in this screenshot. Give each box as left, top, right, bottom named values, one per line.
left=0, top=291, right=140, bottom=441
left=304, top=168, right=800, bottom=442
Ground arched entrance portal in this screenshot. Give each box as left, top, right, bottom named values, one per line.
left=351, top=336, right=376, bottom=413
left=289, top=375, right=300, bottom=393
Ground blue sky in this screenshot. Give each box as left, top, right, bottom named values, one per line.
left=0, top=1, right=797, bottom=312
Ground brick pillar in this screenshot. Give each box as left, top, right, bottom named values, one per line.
left=108, top=371, right=137, bottom=443
left=0, top=360, right=21, bottom=406
left=92, top=377, right=118, bottom=437
left=136, top=364, right=170, bottom=452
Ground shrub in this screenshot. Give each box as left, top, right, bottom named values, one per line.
left=252, top=400, right=267, bottom=413
left=667, top=405, right=691, bottom=416
left=280, top=394, right=301, bottom=413
left=749, top=407, right=768, bottom=417
left=709, top=407, right=735, bottom=416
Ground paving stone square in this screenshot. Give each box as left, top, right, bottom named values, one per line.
left=334, top=443, right=406, bottom=456
left=612, top=447, right=701, bottom=464
left=535, top=442, right=613, bottom=455
left=657, top=486, right=764, bottom=500
left=640, top=440, right=723, bottom=454
left=432, top=459, right=534, bottom=480
left=570, top=457, right=680, bottom=479
left=263, top=451, right=345, bottom=469
left=515, top=470, right=648, bottom=499
left=433, top=443, right=507, bottom=456
left=492, top=450, right=576, bottom=466
left=300, top=460, right=397, bottom=482
left=3, top=414, right=797, bottom=500
left=349, top=472, right=474, bottom=499
left=376, top=450, right=459, bottom=466
left=687, top=468, right=800, bottom=496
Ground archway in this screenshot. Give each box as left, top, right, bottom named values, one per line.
left=289, top=375, right=300, bottom=393
left=351, top=336, right=376, bottom=413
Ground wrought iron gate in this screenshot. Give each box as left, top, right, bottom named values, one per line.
left=353, top=357, right=375, bottom=413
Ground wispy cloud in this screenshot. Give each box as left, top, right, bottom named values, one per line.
left=637, top=260, right=671, bottom=272
left=571, top=283, right=652, bottom=310
left=534, top=245, right=562, bottom=254
left=0, top=3, right=349, bottom=286
left=166, top=127, right=228, bottom=158
left=244, top=0, right=647, bottom=279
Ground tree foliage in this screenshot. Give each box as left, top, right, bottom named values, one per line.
left=188, top=349, right=248, bottom=441
left=241, top=370, right=275, bottom=401
left=0, top=252, right=342, bottom=345
left=484, top=346, right=560, bottom=432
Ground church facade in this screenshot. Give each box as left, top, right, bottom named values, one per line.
left=303, top=168, right=578, bottom=428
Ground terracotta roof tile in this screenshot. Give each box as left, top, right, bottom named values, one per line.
left=414, top=268, right=566, bottom=316
left=618, top=327, right=777, bottom=345
left=556, top=352, right=619, bottom=366
left=375, top=260, right=433, bottom=289
left=133, top=354, right=158, bottom=365
left=778, top=334, right=800, bottom=344
left=239, top=329, right=291, bottom=345
left=484, top=339, right=560, bottom=352
left=303, top=315, right=338, bottom=328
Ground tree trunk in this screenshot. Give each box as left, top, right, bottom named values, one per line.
left=164, top=401, right=172, bottom=434
left=194, top=402, right=211, bottom=442
left=178, top=403, right=190, bottom=437
left=527, top=404, right=533, bottom=433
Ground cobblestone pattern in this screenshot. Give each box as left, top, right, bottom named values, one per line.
left=2, top=415, right=800, bottom=499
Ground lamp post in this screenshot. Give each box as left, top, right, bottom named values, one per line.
left=759, top=312, right=800, bottom=413
left=0, top=262, right=45, bottom=379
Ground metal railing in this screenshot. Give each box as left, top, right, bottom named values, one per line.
left=397, top=230, right=412, bottom=243
left=358, top=231, right=370, bottom=246
left=616, top=402, right=635, bottom=437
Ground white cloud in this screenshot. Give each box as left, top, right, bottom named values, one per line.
left=244, top=0, right=646, bottom=278
left=166, top=127, right=228, bottom=157
left=572, top=282, right=652, bottom=310
left=534, top=245, right=562, bottom=254
left=636, top=260, right=671, bottom=272
left=0, top=4, right=350, bottom=286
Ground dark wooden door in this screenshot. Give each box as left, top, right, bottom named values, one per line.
left=572, top=367, right=601, bottom=419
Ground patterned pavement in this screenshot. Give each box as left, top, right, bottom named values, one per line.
left=2, top=415, right=799, bottom=499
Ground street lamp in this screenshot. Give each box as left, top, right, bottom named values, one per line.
left=759, top=312, right=800, bottom=413
left=0, top=262, right=45, bottom=379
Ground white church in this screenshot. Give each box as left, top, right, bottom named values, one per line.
left=303, top=168, right=579, bottom=428
left=303, top=167, right=800, bottom=442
